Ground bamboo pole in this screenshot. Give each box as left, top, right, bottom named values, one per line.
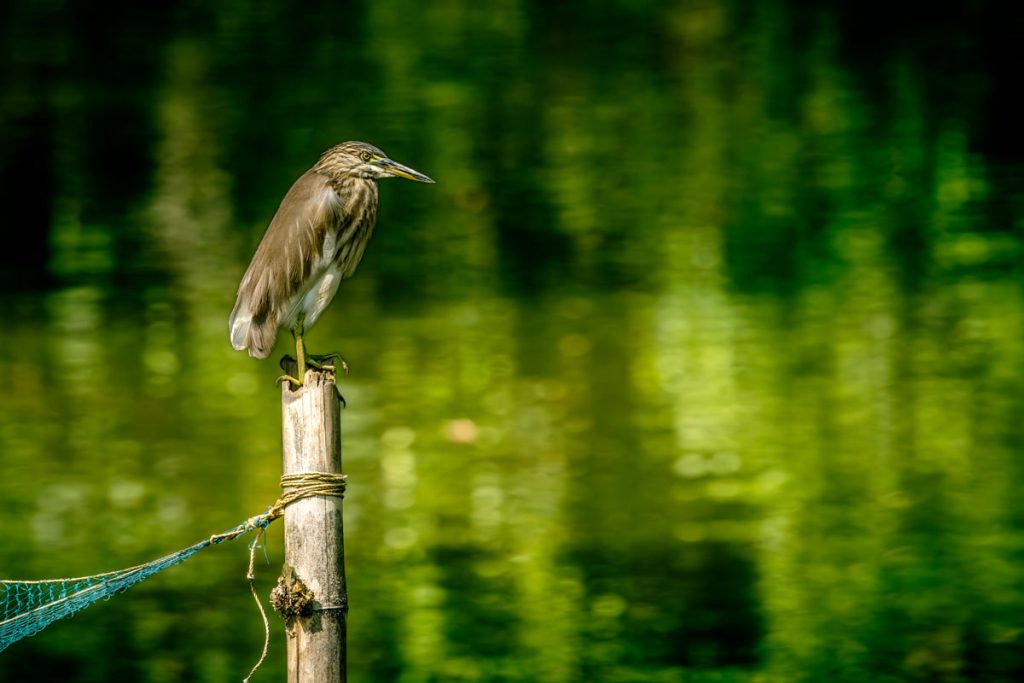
left=278, top=363, right=347, bottom=683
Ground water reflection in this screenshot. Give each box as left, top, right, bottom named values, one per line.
left=1, top=0, right=1022, bottom=682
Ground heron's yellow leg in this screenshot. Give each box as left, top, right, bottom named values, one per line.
left=295, top=322, right=308, bottom=383
left=276, top=317, right=308, bottom=388
left=277, top=317, right=348, bottom=388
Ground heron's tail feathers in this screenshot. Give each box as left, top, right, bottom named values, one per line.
left=228, top=305, right=251, bottom=352
left=229, top=292, right=277, bottom=359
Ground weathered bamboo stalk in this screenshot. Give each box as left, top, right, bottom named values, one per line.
left=279, top=363, right=346, bottom=683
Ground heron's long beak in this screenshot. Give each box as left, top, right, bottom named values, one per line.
left=380, top=158, right=435, bottom=183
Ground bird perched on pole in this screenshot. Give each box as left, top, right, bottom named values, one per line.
left=229, top=141, right=434, bottom=387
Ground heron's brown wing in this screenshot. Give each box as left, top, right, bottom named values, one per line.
left=229, top=171, right=340, bottom=358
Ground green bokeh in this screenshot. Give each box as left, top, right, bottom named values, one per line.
left=1, top=1, right=1021, bottom=682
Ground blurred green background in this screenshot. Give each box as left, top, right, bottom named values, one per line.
left=1, top=0, right=1022, bottom=681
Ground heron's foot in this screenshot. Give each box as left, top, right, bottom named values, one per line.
left=275, top=373, right=345, bottom=404
left=276, top=374, right=303, bottom=389
left=308, top=352, right=350, bottom=376
left=276, top=355, right=304, bottom=389
left=309, top=353, right=348, bottom=406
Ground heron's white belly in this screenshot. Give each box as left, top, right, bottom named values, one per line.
left=280, top=223, right=345, bottom=331
left=280, top=264, right=342, bottom=331
left=303, top=266, right=343, bottom=328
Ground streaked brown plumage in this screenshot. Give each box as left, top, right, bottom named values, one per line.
left=229, top=141, right=433, bottom=385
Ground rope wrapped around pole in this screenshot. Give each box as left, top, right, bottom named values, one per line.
left=270, top=472, right=348, bottom=519
left=242, top=471, right=348, bottom=682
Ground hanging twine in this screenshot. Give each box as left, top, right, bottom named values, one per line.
left=241, top=471, right=347, bottom=683
left=243, top=527, right=270, bottom=683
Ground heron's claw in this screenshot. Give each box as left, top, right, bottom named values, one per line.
left=308, top=352, right=349, bottom=376
left=277, top=353, right=346, bottom=400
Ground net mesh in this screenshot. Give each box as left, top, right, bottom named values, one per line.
left=0, top=511, right=273, bottom=653
left=0, top=472, right=345, bottom=655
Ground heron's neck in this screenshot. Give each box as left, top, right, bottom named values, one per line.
left=319, top=175, right=380, bottom=236
left=327, top=174, right=379, bottom=224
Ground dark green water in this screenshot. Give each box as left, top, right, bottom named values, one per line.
left=1, top=1, right=1022, bottom=681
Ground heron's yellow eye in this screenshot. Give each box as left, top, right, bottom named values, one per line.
left=360, top=151, right=372, bottom=162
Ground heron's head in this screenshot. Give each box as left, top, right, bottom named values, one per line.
left=316, top=141, right=434, bottom=183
